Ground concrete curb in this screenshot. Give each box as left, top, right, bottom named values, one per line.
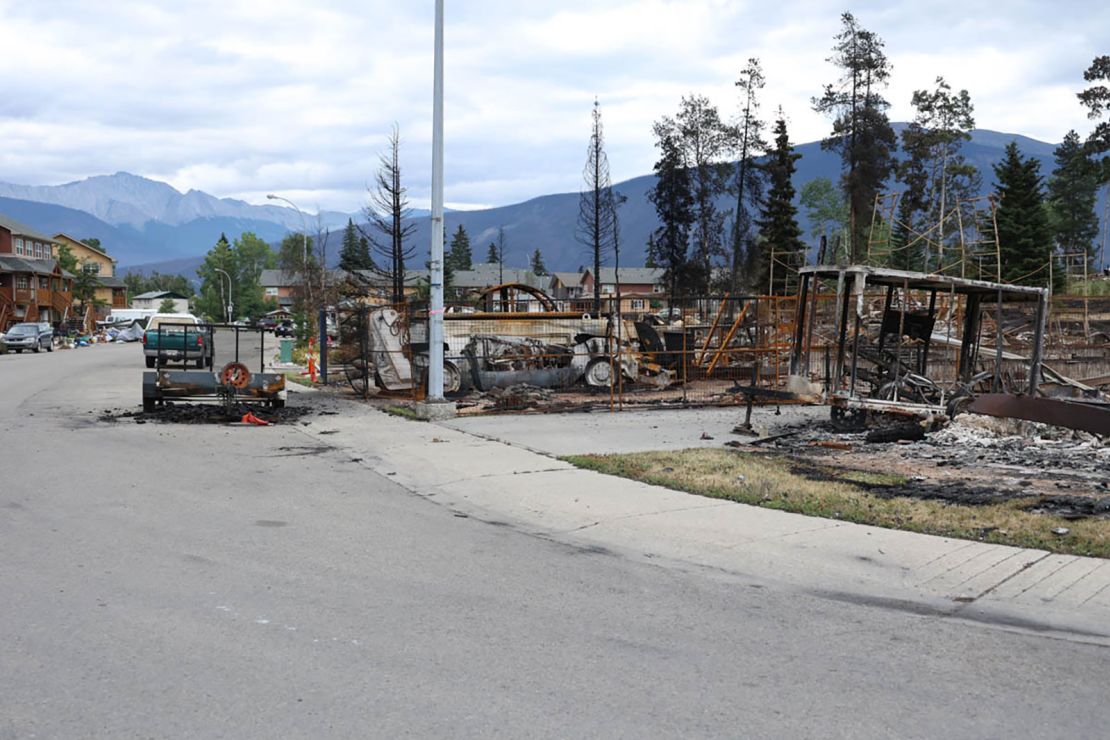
left=298, top=403, right=1110, bottom=645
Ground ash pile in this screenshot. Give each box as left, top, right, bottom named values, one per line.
left=100, top=402, right=312, bottom=425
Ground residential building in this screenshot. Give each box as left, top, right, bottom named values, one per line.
left=131, top=290, right=190, bottom=314
left=0, top=214, right=73, bottom=329
left=259, top=268, right=364, bottom=309
left=53, top=233, right=128, bottom=324
left=449, top=263, right=545, bottom=301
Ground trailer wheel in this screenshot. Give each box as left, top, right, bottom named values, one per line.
left=195, top=358, right=205, bottom=369
left=145, top=356, right=155, bottom=368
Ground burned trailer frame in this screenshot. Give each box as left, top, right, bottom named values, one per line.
left=789, top=266, right=1049, bottom=423
left=141, top=323, right=287, bottom=412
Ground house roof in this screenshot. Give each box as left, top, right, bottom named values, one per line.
left=0, top=213, right=55, bottom=243
left=583, top=267, right=664, bottom=285
left=352, top=269, right=430, bottom=288
left=452, top=264, right=545, bottom=289
left=133, top=290, right=188, bottom=300
left=54, top=233, right=111, bottom=259
left=549, top=271, right=582, bottom=288
left=260, top=268, right=350, bottom=287
left=0, top=255, right=63, bottom=276
left=97, top=276, right=127, bottom=289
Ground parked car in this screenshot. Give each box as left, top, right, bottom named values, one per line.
left=3, top=322, right=53, bottom=353
left=274, top=320, right=297, bottom=338
left=142, top=313, right=213, bottom=368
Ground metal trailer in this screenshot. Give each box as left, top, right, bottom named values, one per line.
left=141, top=323, right=287, bottom=412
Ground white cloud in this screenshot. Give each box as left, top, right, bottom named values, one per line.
left=0, top=0, right=1106, bottom=214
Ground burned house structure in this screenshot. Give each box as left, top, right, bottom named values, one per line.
left=789, top=265, right=1109, bottom=436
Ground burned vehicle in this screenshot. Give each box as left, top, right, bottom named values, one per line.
left=338, top=284, right=674, bottom=397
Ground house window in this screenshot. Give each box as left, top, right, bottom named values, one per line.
left=14, top=238, right=24, bottom=255
left=602, top=284, right=615, bottom=294
left=652, top=284, right=664, bottom=293
left=265, top=287, right=278, bottom=296
left=631, top=299, right=645, bottom=310
left=16, top=275, right=30, bottom=289
left=34, top=243, right=43, bottom=258
left=39, top=277, right=49, bottom=289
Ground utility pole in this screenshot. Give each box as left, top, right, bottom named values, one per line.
left=427, top=0, right=445, bottom=402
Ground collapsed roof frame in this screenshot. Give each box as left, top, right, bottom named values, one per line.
left=788, top=265, right=1050, bottom=411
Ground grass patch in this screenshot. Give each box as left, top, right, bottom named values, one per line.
left=565, top=448, right=1110, bottom=559
left=383, top=405, right=423, bottom=421
left=283, top=371, right=317, bottom=388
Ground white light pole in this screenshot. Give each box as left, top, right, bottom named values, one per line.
left=427, top=0, right=445, bottom=401
left=266, top=193, right=310, bottom=309
left=214, top=268, right=233, bottom=323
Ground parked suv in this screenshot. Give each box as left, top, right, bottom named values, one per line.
left=3, top=322, right=54, bottom=353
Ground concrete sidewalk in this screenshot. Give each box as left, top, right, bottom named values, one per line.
left=301, top=402, right=1110, bottom=645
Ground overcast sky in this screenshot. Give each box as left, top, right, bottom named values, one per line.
left=0, top=0, right=1105, bottom=215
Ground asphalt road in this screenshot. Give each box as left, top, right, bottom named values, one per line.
left=1, top=344, right=1108, bottom=739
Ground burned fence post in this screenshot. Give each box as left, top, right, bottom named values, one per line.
left=789, top=274, right=809, bottom=376
left=1028, top=288, right=1049, bottom=395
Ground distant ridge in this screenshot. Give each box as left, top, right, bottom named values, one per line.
left=2, top=128, right=1101, bottom=278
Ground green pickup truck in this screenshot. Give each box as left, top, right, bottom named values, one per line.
left=142, top=314, right=214, bottom=369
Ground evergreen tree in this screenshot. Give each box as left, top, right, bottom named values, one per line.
left=339, top=218, right=374, bottom=272
left=82, top=237, right=104, bottom=253
left=196, top=233, right=236, bottom=320
left=1048, top=130, right=1101, bottom=271
left=727, top=58, right=768, bottom=293
left=755, top=114, right=805, bottom=294
left=486, top=242, right=499, bottom=264
left=446, top=224, right=473, bottom=272
left=362, top=125, right=416, bottom=304
left=1078, top=55, right=1110, bottom=182
left=991, top=142, right=1053, bottom=286
left=530, top=248, right=548, bottom=276
left=812, top=12, right=896, bottom=262
left=895, top=77, right=979, bottom=272
left=576, top=100, right=621, bottom=312
left=654, top=95, right=730, bottom=294
left=648, top=131, right=695, bottom=304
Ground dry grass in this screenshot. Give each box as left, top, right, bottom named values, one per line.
left=565, top=448, right=1110, bottom=559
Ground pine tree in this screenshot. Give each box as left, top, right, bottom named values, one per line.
left=486, top=242, right=499, bottom=264
left=362, top=126, right=416, bottom=304
left=894, top=78, right=979, bottom=272
left=654, top=95, right=730, bottom=294
left=447, top=224, right=472, bottom=272
left=992, top=142, right=1053, bottom=286
left=755, top=114, right=805, bottom=294
left=1048, top=130, right=1101, bottom=271
left=648, top=131, right=695, bottom=304
left=812, top=12, right=896, bottom=262
left=339, top=218, right=373, bottom=272
left=727, top=58, right=768, bottom=293
left=1078, top=55, right=1110, bottom=183
left=196, top=233, right=236, bottom=320
left=576, top=100, right=620, bottom=312
left=530, top=248, right=548, bottom=276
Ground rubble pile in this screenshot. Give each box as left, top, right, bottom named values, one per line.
left=485, top=384, right=557, bottom=411
left=922, top=413, right=1109, bottom=479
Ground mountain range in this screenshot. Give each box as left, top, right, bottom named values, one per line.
left=0, top=128, right=1096, bottom=281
